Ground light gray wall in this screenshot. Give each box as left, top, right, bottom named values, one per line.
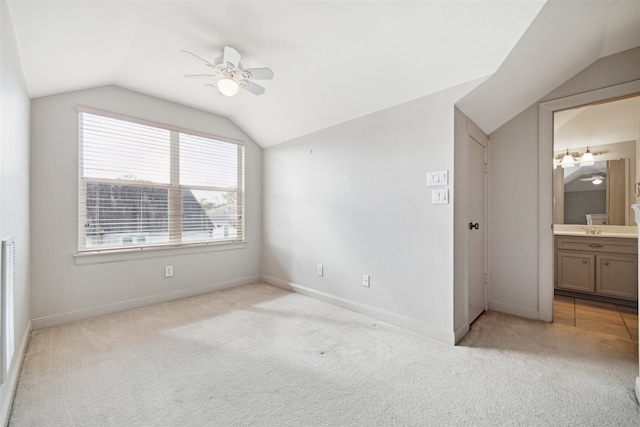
left=0, top=0, right=31, bottom=423
left=30, top=86, right=262, bottom=325
left=488, top=47, right=640, bottom=318
left=262, top=80, right=480, bottom=343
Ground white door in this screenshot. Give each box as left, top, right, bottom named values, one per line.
left=468, top=135, right=487, bottom=323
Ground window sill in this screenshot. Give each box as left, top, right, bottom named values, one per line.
left=74, top=241, right=247, bottom=265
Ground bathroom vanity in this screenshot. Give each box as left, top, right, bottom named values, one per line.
left=554, top=233, right=638, bottom=302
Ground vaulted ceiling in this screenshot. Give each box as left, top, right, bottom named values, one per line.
left=554, top=95, right=640, bottom=152
left=6, top=1, right=640, bottom=148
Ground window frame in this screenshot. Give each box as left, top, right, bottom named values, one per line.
left=76, top=106, right=246, bottom=254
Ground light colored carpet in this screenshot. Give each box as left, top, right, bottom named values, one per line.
left=9, top=282, right=640, bottom=426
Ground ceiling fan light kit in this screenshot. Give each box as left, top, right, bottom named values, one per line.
left=217, top=78, right=240, bottom=97
left=183, top=46, right=274, bottom=97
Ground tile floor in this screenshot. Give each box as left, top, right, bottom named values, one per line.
left=554, top=294, right=638, bottom=341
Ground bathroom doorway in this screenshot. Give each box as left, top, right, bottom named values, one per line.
left=539, top=80, right=640, bottom=340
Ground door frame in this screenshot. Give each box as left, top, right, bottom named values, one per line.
left=537, top=79, right=640, bottom=322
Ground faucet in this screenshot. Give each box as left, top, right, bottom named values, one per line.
left=582, top=228, right=602, bottom=235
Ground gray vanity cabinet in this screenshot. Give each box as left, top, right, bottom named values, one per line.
left=555, top=236, right=638, bottom=301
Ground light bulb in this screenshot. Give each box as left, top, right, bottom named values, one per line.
left=217, top=78, right=240, bottom=97
left=592, top=178, right=602, bottom=185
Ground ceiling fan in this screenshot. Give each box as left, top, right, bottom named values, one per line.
left=182, top=46, right=274, bottom=96
left=579, top=174, right=605, bottom=184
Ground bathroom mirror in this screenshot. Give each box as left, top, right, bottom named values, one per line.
left=553, top=95, right=640, bottom=226
left=554, top=159, right=629, bottom=225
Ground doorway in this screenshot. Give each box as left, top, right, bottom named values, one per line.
left=468, top=135, right=488, bottom=323
left=538, top=80, right=640, bottom=325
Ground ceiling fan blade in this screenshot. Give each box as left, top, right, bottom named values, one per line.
left=241, top=80, right=265, bottom=96
left=243, top=67, right=274, bottom=80
left=223, top=46, right=242, bottom=68
left=182, top=50, right=215, bottom=67
left=184, top=74, right=219, bottom=79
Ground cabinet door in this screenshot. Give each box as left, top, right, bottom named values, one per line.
left=556, top=251, right=595, bottom=292
left=596, top=254, right=638, bottom=299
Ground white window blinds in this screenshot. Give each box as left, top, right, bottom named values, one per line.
left=78, top=107, right=244, bottom=252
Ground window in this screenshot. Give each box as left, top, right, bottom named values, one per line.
left=78, top=107, right=244, bottom=252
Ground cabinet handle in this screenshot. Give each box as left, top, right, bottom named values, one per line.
left=588, top=244, right=604, bottom=248
left=582, top=259, right=587, bottom=263
left=603, top=261, right=609, bottom=266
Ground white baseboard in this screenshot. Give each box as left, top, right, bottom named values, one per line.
left=489, top=300, right=540, bottom=321
left=261, top=274, right=457, bottom=345
left=1, top=321, right=31, bottom=426
left=454, top=321, right=470, bottom=344
left=32, top=275, right=261, bottom=329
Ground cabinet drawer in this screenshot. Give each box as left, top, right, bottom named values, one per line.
left=555, top=236, right=637, bottom=255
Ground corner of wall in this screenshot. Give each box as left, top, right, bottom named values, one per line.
left=262, top=275, right=458, bottom=346
left=0, top=321, right=31, bottom=426
left=1, top=0, right=33, bottom=423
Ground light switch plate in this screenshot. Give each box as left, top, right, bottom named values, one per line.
left=427, top=170, right=448, bottom=187
left=432, top=188, right=448, bottom=204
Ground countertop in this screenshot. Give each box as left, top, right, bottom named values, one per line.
left=553, top=225, right=638, bottom=239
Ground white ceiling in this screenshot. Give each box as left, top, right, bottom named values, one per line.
left=7, top=0, right=546, bottom=147
left=6, top=1, right=640, bottom=148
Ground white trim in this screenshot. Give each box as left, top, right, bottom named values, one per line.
left=31, top=276, right=260, bottom=329
left=0, top=321, right=30, bottom=426
left=538, top=100, right=555, bottom=322
left=636, top=377, right=640, bottom=405
left=538, top=80, right=640, bottom=324
left=261, top=275, right=457, bottom=345
left=74, top=241, right=247, bottom=265
left=488, top=299, right=539, bottom=320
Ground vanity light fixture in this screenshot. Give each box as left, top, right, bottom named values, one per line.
left=580, top=147, right=595, bottom=166
left=560, top=149, right=576, bottom=168
left=557, top=147, right=599, bottom=168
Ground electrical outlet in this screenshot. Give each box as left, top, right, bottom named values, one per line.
left=317, top=264, right=324, bottom=276
left=363, top=274, right=370, bottom=287
left=165, top=265, right=173, bottom=278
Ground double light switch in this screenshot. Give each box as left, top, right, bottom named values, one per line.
left=427, top=170, right=449, bottom=205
